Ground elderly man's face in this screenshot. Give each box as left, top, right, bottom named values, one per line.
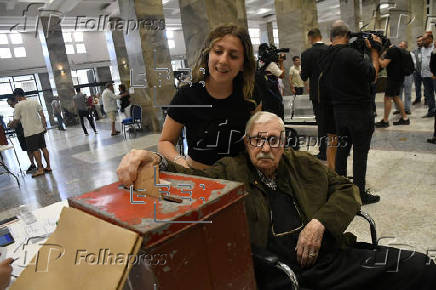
left=244, top=120, right=284, bottom=172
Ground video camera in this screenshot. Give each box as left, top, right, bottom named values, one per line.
left=349, top=31, right=391, bottom=55
left=258, top=43, right=290, bottom=65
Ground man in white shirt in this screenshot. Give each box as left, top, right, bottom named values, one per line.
left=420, top=32, right=436, bottom=117
left=8, top=88, right=51, bottom=178
left=289, top=56, right=305, bottom=95
left=102, top=82, right=121, bottom=136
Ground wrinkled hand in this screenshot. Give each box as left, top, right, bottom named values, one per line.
left=0, top=258, right=13, bottom=290
left=295, top=219, right=325, bottom=268
left=116, top=149, right=159, bottom=187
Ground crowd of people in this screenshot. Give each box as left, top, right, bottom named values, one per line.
left=115, top=23, right=436, bottom=289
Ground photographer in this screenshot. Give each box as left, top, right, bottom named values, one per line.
left=320, top=21, right=380, bottom=204
left=257, top=43, right=286, bottom=119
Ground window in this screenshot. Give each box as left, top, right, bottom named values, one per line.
left=76, top=43, right=86, bottom=54
left=249, top=28, right=260, bottom=45
left=0, top=34, right=8, bottom=45
left=273, top=29, right=279, bottom=46
left=73, top=32, right=83, bottom=42
left=166, top=30, right=175, bottom=49
left=62, top=31, right=86, bottom=54
left=9, top=33, right=23, bottom=44
left=0, top=48, right=12, bottom=58
left=166, top=31, right=174, bottom=38
left=66, top=44, right=75, bottom=54
left=13, top=47, right=26, bottom=58
left=63, top=32, right=72, bottom=42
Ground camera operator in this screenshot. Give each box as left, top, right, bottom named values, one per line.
left=257, top=43, right=285, bottom=119
left=320, top=20, right=380, bottom=204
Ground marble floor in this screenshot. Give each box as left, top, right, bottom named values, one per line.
left=1, top=93, right=435, bottom=255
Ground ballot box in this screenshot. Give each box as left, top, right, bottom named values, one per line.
left=68, top=172, right=256, bottom=290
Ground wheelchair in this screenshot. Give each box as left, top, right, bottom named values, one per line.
left=252, top=211, right=377, bottom=290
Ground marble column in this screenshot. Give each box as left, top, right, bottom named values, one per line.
left=37, top=72, right=55, bottom=126
left=274, top=0, right=318, bottom=96
left=360, top=0, right=380, bottom=30
left=260, top=21, right=274, bottom=45
left=117, top=0, right=174, bottom=132
left=109, top=30, right=130, bottom=86
left=179, top=0, right=248, bottom=67
left=339, top=0, right=361, bottom=31
left=407, top=0, right=426, bottom=50
left=39, top=16, right=76, bottom=126
left=384, top=0, right=410, bottom=46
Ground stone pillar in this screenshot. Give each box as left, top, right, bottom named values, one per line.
left=109, top=30, right=131, bottom=86
left=117, top=0, right=174, bottom=132
left=274, top=0, right=318, bottom=96
left=385, top=0, right=410, bottom=46
left=360, top=0, right=380, bottom=30
left=179, top=0, right=248, bottom=67
left=407, top=0, right=426, bottom=50
left=37, top=72, right=55, bottom=126
left=39, top=16, right=76, bottom=126
left=339, top=0, right=361, bottom=31
left=260, top=21, right=274, bottom=44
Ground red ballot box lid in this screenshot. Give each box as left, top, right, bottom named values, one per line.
left=68, top=172, right=246, bottom=248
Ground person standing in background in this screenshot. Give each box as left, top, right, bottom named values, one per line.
left=289, top=56, right=305, bottom=95
left=50, top=96, right=66, bottom=131
left=412, top=36, right=424, bottom=105
left=73, top=87, right=97, bottom=136
left=102, top=82, right=121, bottom=136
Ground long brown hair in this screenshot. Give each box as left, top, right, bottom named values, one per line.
left=192, top=24, right=256, bottom=100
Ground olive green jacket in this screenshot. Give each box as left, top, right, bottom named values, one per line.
left=166, top=149, right=361, bottom=249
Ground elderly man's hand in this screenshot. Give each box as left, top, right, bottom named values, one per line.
left=116, top=149, right=159, bottom=186
left=0, top=258, right=13, bottom=290
left=295, top=219, right=325, bottom=268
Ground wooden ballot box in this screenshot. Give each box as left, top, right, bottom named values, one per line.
left=68, top=172, right=256, bottom=290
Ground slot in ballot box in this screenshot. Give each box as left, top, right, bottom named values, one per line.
left=68, top=172, right=256, bottom=290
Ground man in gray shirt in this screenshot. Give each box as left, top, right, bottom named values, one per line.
left=73, top=87, right=97, bottom=135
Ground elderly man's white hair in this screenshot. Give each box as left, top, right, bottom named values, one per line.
left=245, top=111, right=285, bottom=136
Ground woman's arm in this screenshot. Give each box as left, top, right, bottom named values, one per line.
left=158, top=116, right=189, bottom=168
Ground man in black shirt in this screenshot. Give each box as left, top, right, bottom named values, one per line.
left=301, top=28, right=329, bottom=161
left=320, top=21, right=380, bottom=204
left=375, top=45, right=411, bottom=127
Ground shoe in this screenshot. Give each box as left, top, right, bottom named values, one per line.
left=84, top=132, right=89, bottom=136
left=111, top=131, right=120, bottom=136
left=412, top=99, right=421, bottom=105
left=427, top=137, right=436, bottom=144
left=316, top=153, right=326, bottom=161
left=43, top=167, right=52, bottom=173
left=94, top=131, right=98, bottom=134
left=393, top=118, right=410, bottom=125
left=422, top=112, right=436, bottom=118
left=32, top=169, right=45, bottom=178
left=375, top=120, right=389, bottom=128
left=361, top=191, right=380, bottom=205
left=26, top=164, right=36, bottom=174
left=405, top=110, right=411, bottom=115
left=393, top=110, right=400, bottom=115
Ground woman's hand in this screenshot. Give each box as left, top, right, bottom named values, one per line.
left=117, top=149, right=160, bottom=186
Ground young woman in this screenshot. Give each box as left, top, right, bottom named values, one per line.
left=158, top=24, right=257, bottom=169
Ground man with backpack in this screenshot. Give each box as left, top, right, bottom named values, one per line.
left=375, top=42, right=411, bottom=128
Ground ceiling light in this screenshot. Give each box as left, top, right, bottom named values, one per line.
left=380, top=3, right=390, bottom=9
left=256, top=8, right=271, bottom=15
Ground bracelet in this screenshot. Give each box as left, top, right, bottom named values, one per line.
left=153, top=152, right=168, bottom=171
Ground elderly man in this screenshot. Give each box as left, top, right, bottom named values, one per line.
left=118, top=112, right=436, bottom=289
left=102, top=82, right=121, bottom=136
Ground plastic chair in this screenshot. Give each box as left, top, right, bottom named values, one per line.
left=121, top=105, right=142, bottom=139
